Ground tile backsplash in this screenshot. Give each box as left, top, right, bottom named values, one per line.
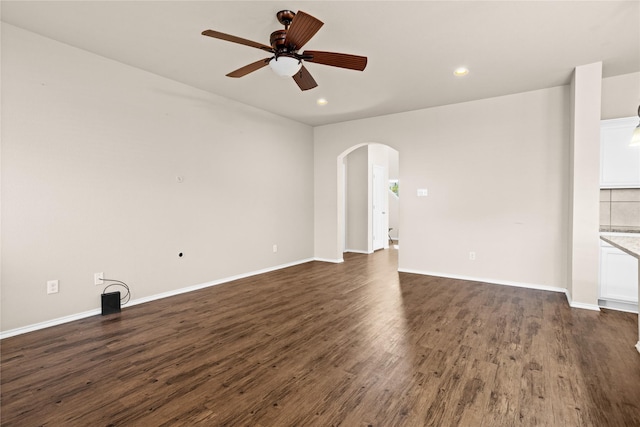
left=600, top=188, right=640, bottom=228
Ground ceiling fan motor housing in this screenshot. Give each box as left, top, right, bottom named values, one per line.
left=270, top=30, right=288, bottom=51
left=272, top=10, right=297, bottom=52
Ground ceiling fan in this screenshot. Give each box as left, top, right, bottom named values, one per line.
left=201, top=10, right=367, bottom=91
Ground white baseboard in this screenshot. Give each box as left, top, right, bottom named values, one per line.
left=344, top=249, right=373, bottom=254
left=567, top=300, right=601, bottom=311
left=0, top=257, right=315, bottom=340
left=398, top=268, right=567, bottom=294
left=0, top=309, right=102, bottom=339
left=399, top=268, right=604, bottom=312
left=597, top=298, right=638, bottom=314
left=314, top=257, right=344, bottom=263
left=565, top=291, right=601, bottom=312
left=127, top=258, right=315, bottom=309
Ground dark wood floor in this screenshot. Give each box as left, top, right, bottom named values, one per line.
left=2, top=248, right=639, bottom=426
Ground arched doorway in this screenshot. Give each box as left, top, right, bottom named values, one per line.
left=337, top=143, right=399, bottom=256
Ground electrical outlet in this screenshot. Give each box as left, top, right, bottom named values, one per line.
left=47, top=280, right=59, bottom=294
left=272, top=244, right=278, bottom=253
left=94, top=272, right=104, bottom=285
left=469, top=251, right=476, bottom=261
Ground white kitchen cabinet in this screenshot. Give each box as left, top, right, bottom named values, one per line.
left=599, top=237, right=639, bottom=313
left=600, top=117, right=640, bottom=188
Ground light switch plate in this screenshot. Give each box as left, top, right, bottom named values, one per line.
left=47, top=280, right=59, bottom=294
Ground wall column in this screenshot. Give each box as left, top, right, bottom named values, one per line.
left=568, top=62, right=602, bottom=309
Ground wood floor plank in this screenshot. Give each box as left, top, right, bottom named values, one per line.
left=2, top=248, right=640, bottom=426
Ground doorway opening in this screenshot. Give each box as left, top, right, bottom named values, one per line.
left=338, top=143, right=399, bottom=258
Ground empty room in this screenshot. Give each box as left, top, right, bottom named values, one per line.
left=2, top=1, right=640, bottom=425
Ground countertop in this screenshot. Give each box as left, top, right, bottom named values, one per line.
left=600, top=234, right=640, bottom=259
left=599, top=226, right=640, bottom=234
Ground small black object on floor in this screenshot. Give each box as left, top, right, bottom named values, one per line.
left=101, top=291, right=121, bottom=315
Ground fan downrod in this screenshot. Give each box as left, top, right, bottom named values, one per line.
left=272, top=10, right=296, bottom=50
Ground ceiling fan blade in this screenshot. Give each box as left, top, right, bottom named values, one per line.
left=292, top=65, right=318, bottom=91
left=226, top=58, right=272, bottom=78
left=304, top=50, right=367, bottom=71
left=202, top=30, right=274, bottom=52
left=284, top=11, right=324, bottom=50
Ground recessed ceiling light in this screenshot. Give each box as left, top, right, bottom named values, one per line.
left=453, top=67, right=469, bottom=77
left=317, top=98, right=328, bottom=106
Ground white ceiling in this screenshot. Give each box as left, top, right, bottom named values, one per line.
left=2, top=1, right=639, bottom=126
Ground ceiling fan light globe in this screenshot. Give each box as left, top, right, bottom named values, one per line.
left=270, top=56, right=302, bottom=77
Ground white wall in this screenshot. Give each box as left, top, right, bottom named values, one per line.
left=1, top=24, right=314, bottom=332
left=368, top=144, right=391, bottom=250
left=567, top=62, right=602, bottom=309
left=314, top=86, right=571, bottom=290
left=388, top=192, right=399, bottom=241
left=601, top=72, right=640, bottom=119
left=388, top=149, right=400, bottom=241
left=4, top=27, right=637, bottom=335
left=345, top=146, right=368, bottom=252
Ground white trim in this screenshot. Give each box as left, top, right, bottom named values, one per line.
left=597, top=298, right=639, bottom=314
left=636, top=341, right=640, bottom=354
left=1, top=257, right=315, bottom=340
left=0, top=309, right=102, bottom=339
left=397, top=268, right=567, bottom=293
left=344, top=249, right=373, bottom=254
left=565, top=290, right=601, bottom=311
left=126, top=258, right=315, bottom=309
left=314, top=257, right=344, bottom=263
left=399, top=268, right=605, bottom=311
left=567, top=300, right=602, bottom=311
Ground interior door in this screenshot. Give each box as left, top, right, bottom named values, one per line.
left=372, top=165, right=386, bottom=250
